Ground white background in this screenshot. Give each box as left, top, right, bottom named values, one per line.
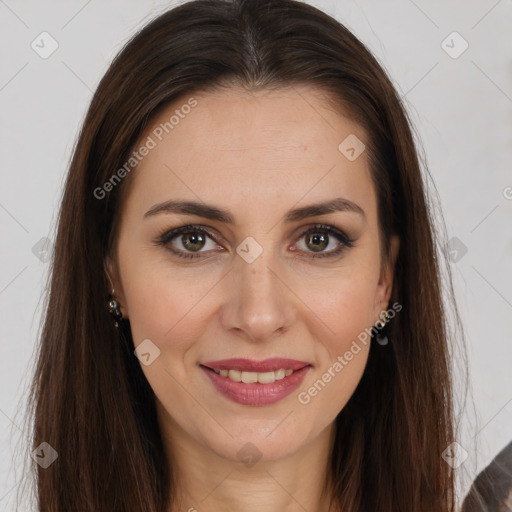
left=1, top=0, right=511, bottom=509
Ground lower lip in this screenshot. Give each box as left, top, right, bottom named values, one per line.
left=200, top=365, right=311, bottom=406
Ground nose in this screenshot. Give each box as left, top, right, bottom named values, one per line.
left=219, top=244, right=297, bottom=343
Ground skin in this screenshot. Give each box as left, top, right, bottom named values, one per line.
left=107, top=84, right=399, bottom=512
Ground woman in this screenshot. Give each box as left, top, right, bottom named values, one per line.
left=23, top=0, right=463, bottom=510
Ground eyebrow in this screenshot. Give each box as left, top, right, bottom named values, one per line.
left=143, top=197, right=365, bottom=223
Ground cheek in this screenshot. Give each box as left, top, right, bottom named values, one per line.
left=118, top=242, right=224, bottom=355
left=301, top=264, right=379, bottom=349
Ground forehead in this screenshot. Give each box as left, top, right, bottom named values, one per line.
left=121, top=85, right=375, bottom=223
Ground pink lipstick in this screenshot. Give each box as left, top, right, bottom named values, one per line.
left=200, top=358, right=311, bottom=406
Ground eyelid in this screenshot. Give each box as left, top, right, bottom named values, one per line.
left=160, top=224, right=222, bottom=243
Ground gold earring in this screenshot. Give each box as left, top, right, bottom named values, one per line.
left=379, top=309, right=391, bottom=324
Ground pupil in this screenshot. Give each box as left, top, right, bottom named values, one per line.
left=308, top=233, right=327, bottom=252
left=183, top=232, right=205, bottom=251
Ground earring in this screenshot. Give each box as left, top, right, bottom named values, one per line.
left=107, top=288, right=123, bottom=328
left=373, top=309, right=391, bottom=346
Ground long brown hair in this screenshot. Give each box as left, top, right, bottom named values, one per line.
left=18, top=0, right=464, bottom=510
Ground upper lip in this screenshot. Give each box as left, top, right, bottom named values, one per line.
left=201, top=358, right=311, bottom=372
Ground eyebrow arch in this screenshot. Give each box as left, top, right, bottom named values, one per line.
left=143, top=197, right=365, bottom=223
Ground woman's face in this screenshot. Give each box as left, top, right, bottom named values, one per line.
left=108, top=85, right=398, bottom=464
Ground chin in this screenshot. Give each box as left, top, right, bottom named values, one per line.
left=196, top=414, right=319, bottom=465
left=213, top=431, right=310, bottom=465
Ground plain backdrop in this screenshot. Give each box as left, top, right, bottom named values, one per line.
left=1, top=0, right=511, bottom=509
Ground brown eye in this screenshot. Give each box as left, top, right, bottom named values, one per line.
left=156, top=225, right=221, bottom=260
left=180, top=231, right=207, bottom=252
left=295, top=224, right=355, bottom=259
left=305, top=232, right=329, bottom=252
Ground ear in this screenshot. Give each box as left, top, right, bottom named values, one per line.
left=374, top=234, right=400, bottom=314
left=104, top=255, right=128, bottom=318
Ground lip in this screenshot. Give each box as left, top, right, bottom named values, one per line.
left=201, top=358, right=310, bottom=372
left=200, top=363, right=312, bottom=406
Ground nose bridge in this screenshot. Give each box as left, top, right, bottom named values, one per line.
left=221, top=237, right=295, bottom=340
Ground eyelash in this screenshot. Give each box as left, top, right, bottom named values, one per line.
left=154, top=223, right=355, bottom=260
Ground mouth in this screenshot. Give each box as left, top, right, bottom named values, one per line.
left=200, top=357, right=311, bottom=383
left=199, top=358, right=312, bottom=405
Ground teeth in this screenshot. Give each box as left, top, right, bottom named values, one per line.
left=254, top=371, right=275, bottom=384
left=212, top=368, right=296, bottom=383
left=275, top=368, right=285, bottom=380
left=228, top=369, right=242, bottom=382
left=241, top=371, right=258, bottom=383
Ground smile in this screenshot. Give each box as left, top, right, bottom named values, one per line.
left=200, top=358, right=312, bottom=406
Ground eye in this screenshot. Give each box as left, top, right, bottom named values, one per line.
left=293, top=224, right=354, bottom=259
left=155, top=225, right=221, bottom=259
